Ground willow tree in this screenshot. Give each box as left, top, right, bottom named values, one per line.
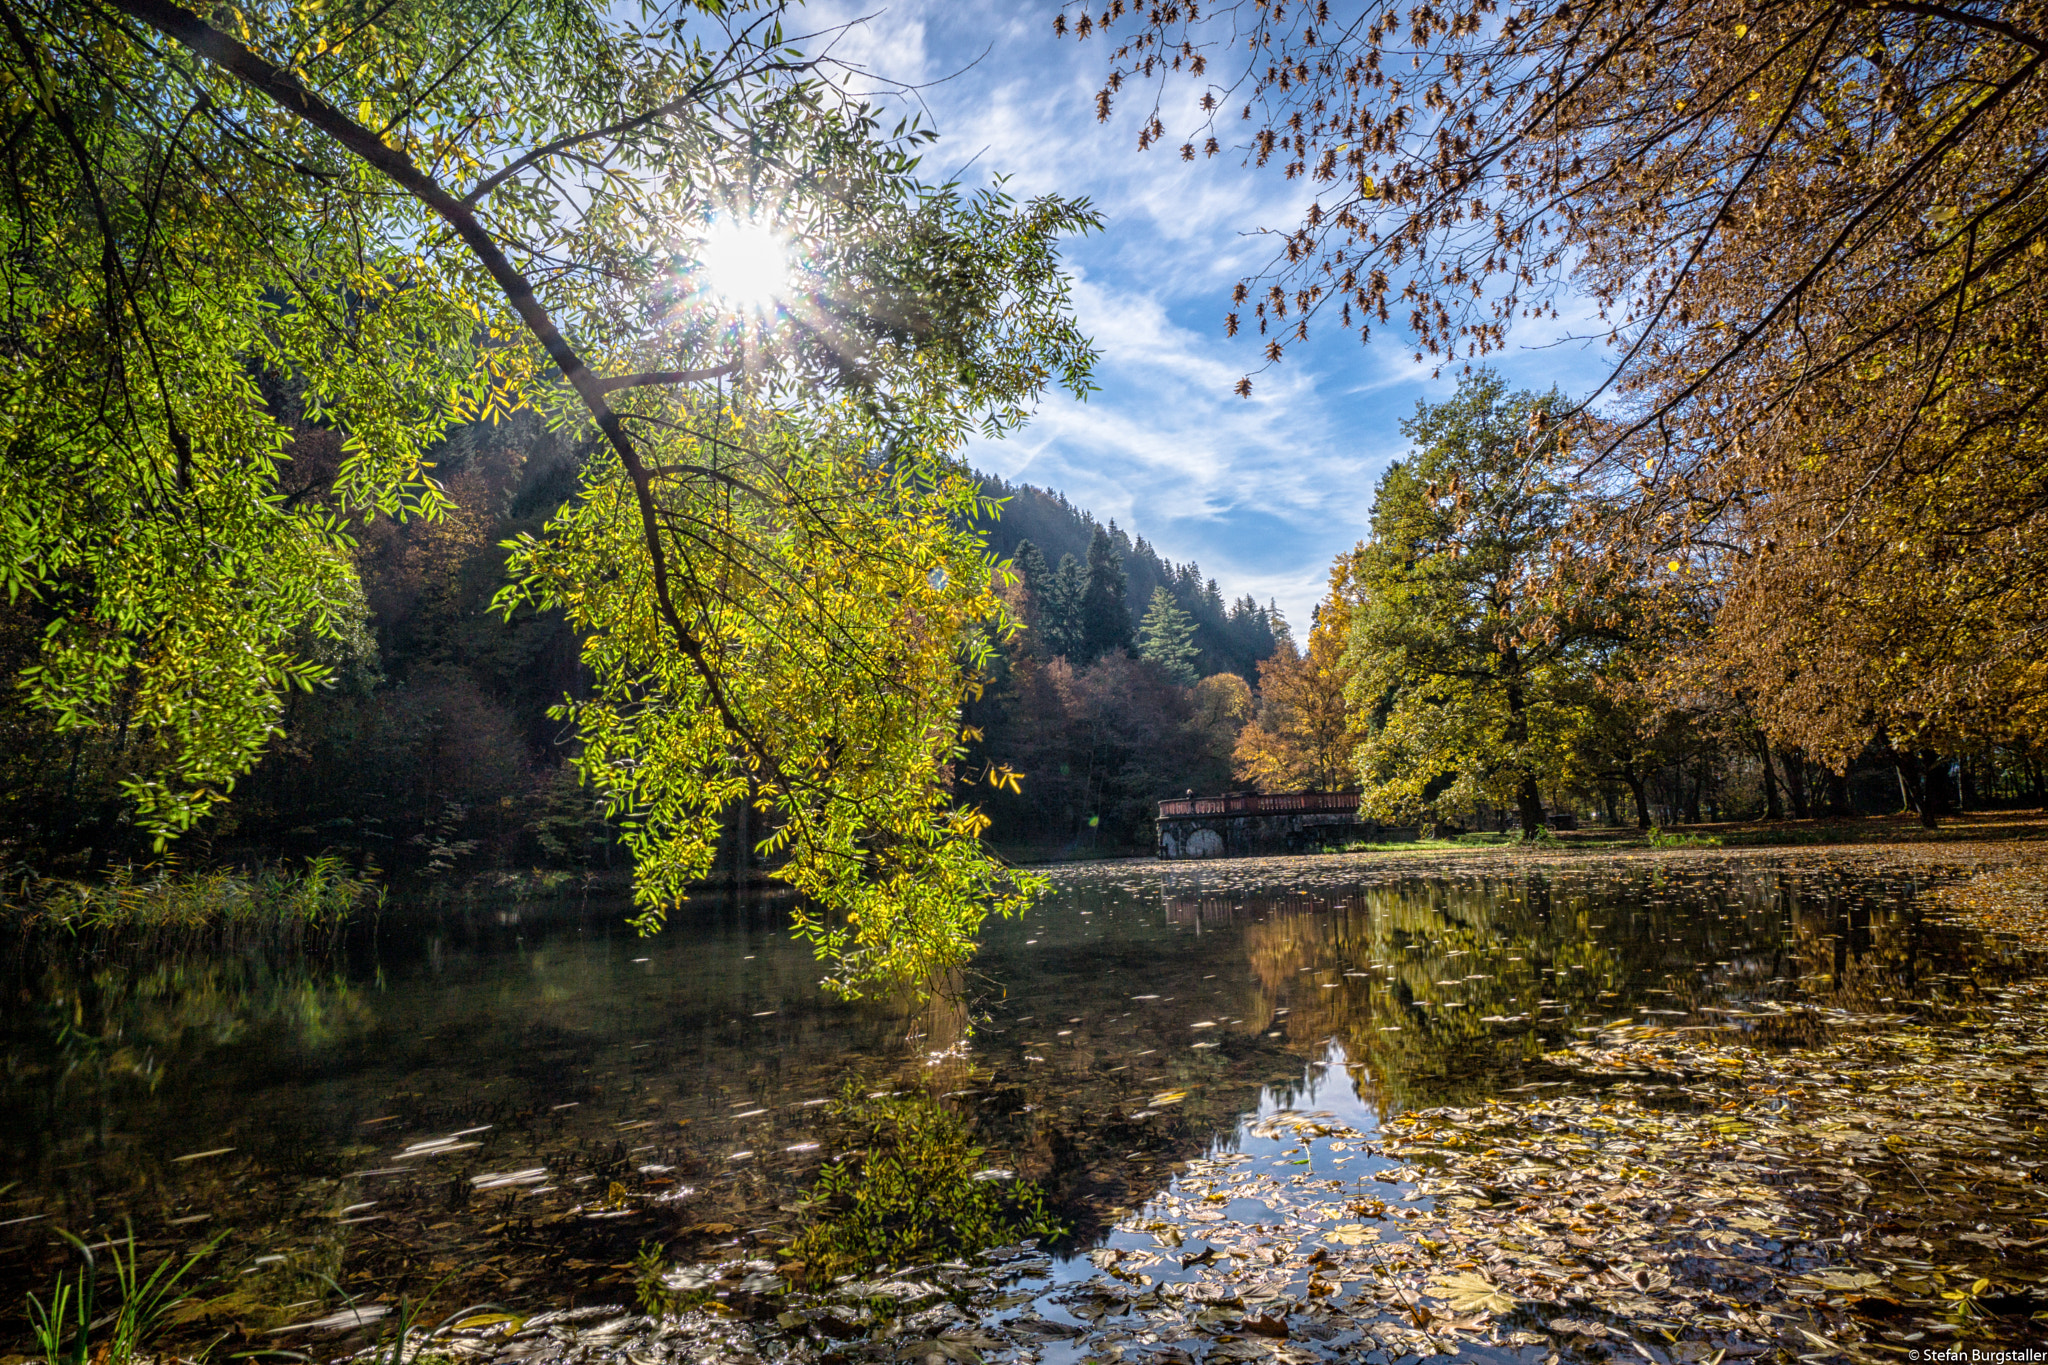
left=1063, top=0, right=2048, bottom=763
left=0, top=0, right=1096, bottom=992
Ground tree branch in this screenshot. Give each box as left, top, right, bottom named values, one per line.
left=597, top=362, right=740, bottom=392
left=1866, top=0, right=2048, bottom=58
left=101, top=0, right=770, bottom=769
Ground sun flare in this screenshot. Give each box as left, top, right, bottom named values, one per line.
left=696, top=218, right=788, bottom=313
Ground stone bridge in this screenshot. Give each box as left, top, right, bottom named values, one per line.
left=1155, top=790, right=1389, bottom=859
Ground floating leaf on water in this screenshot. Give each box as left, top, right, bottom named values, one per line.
left=1799, top=1269, right=1884, bottom=1291
left=449, top=1312, right=526, bottom=1333
left=266, top=1304, right=391, bottom=1334
left=1326, top=1223, right=1379, bottom=1245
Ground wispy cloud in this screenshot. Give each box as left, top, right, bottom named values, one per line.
left=798, top=0, right=1611, bottom=627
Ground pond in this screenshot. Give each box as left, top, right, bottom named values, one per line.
left=2, top=852, right=2042, bottom=1361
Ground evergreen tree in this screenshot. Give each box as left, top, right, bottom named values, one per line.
left=1137, top=588, right=1200, bottom=685
left=1012, top=539, right=1052, bottom=594
left=1078, top=526, right=1133, bottom=663
left=1042, top=554, right=1088, bottom=659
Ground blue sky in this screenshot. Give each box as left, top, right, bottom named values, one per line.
left=802, top=1, right=1611, bottom=629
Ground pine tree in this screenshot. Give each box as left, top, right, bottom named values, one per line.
left=1137, top=587, right=1199, bottom=686
left=1039, top=553, right=1088, bottom=659
left=1078, top=526, right=1132, bottom=663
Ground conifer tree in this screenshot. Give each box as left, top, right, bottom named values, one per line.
left=1012, top=540, right=1052, bottom=595
left=1037, top=554, right=1087, bottom=659
left=1136, top=587, right=1199, bottom=686
left=1078, top=526, right=1132, bottom=663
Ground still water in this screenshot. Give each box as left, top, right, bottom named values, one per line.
left=0, top=853, right=2024, bottom=1347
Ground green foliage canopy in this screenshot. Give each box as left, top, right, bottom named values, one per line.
left=0, top=0, right=1098, bottom=991
left=1343, top=374, right=1601, bottom=837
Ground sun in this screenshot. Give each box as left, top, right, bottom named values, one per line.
left=696, top=217, right=788, bottom=314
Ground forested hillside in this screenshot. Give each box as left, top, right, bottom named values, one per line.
left=975, top=477, right=1282, bottom=682
left=0, top=425, right=1284, bottom=874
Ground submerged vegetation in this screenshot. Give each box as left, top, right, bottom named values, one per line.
left=784, top=1087, right=1064, bottom=1285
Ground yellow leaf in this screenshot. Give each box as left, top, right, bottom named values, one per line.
left=1427, top=1271, right=1516, bottom=1316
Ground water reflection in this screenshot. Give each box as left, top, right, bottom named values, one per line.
left=0, top=858, right=2027, bottom=1352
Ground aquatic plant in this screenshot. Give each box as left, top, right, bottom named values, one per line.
left=23, top=1253, right=91, bottom=1365
left=22, top=1229, right=219, bottom=1365
left=3, top=856, right=376, bottom=951
left=786, top=1085, right=1063, bottom=1283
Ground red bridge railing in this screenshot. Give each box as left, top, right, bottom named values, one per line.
left=1156, top=791, right=1361, bottom=820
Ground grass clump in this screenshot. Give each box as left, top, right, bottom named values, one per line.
left=26, top=1229, right=219, bottom=1365
left=785, top=1085, right=1063, bottom=1283
left=4, top=855, right=376, bottom=951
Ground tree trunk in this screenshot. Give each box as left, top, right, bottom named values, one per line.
left=1827, top=769, right=1852, bottom=818
left=1756, top=733, right=1785, bottom=821
left=1501, top=658, right=1543, bottom=839
left=1781, top=749, right=1811, bottom=819
left=1624, top=770, right=1651, bottom=829
left=1886, top=739, right=1936, bottom=828
left=1684, top=768, right=1704, bottom=825
left=1516, top=772, right=1545, bottom=839
left=1919, top=749, right=1951, bottom=819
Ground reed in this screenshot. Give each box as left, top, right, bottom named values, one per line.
left=3, top=856, right=378, bottom=953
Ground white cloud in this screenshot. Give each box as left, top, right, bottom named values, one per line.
left=801, top=0, right=1614, bottom=626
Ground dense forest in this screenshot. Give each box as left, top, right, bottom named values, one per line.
left=0, top=420, right=1290, bottom=873
left=13, top=389, right=2042, bottom=881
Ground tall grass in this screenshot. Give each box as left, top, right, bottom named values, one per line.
left=3, top=856, right=378, bottom=953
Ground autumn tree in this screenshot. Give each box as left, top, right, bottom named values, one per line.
left=1234, top=602, right=1353, bottom=793
left=1065, top=0, right=2048, bottom=766
left=1190, top=671, right=1255, bottom=774
left=2, top=0, right=1096, bottom=992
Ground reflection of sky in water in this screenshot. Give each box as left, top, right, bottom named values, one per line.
left=1025, top=1040, right=1402, bottom=1361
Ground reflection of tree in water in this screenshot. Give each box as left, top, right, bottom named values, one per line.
left=1220, top=878, right=1623, bottom=1114
left=1199, top=864, right=2000, bottom=1117
left=3, top=946, right=372, bottom=1103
